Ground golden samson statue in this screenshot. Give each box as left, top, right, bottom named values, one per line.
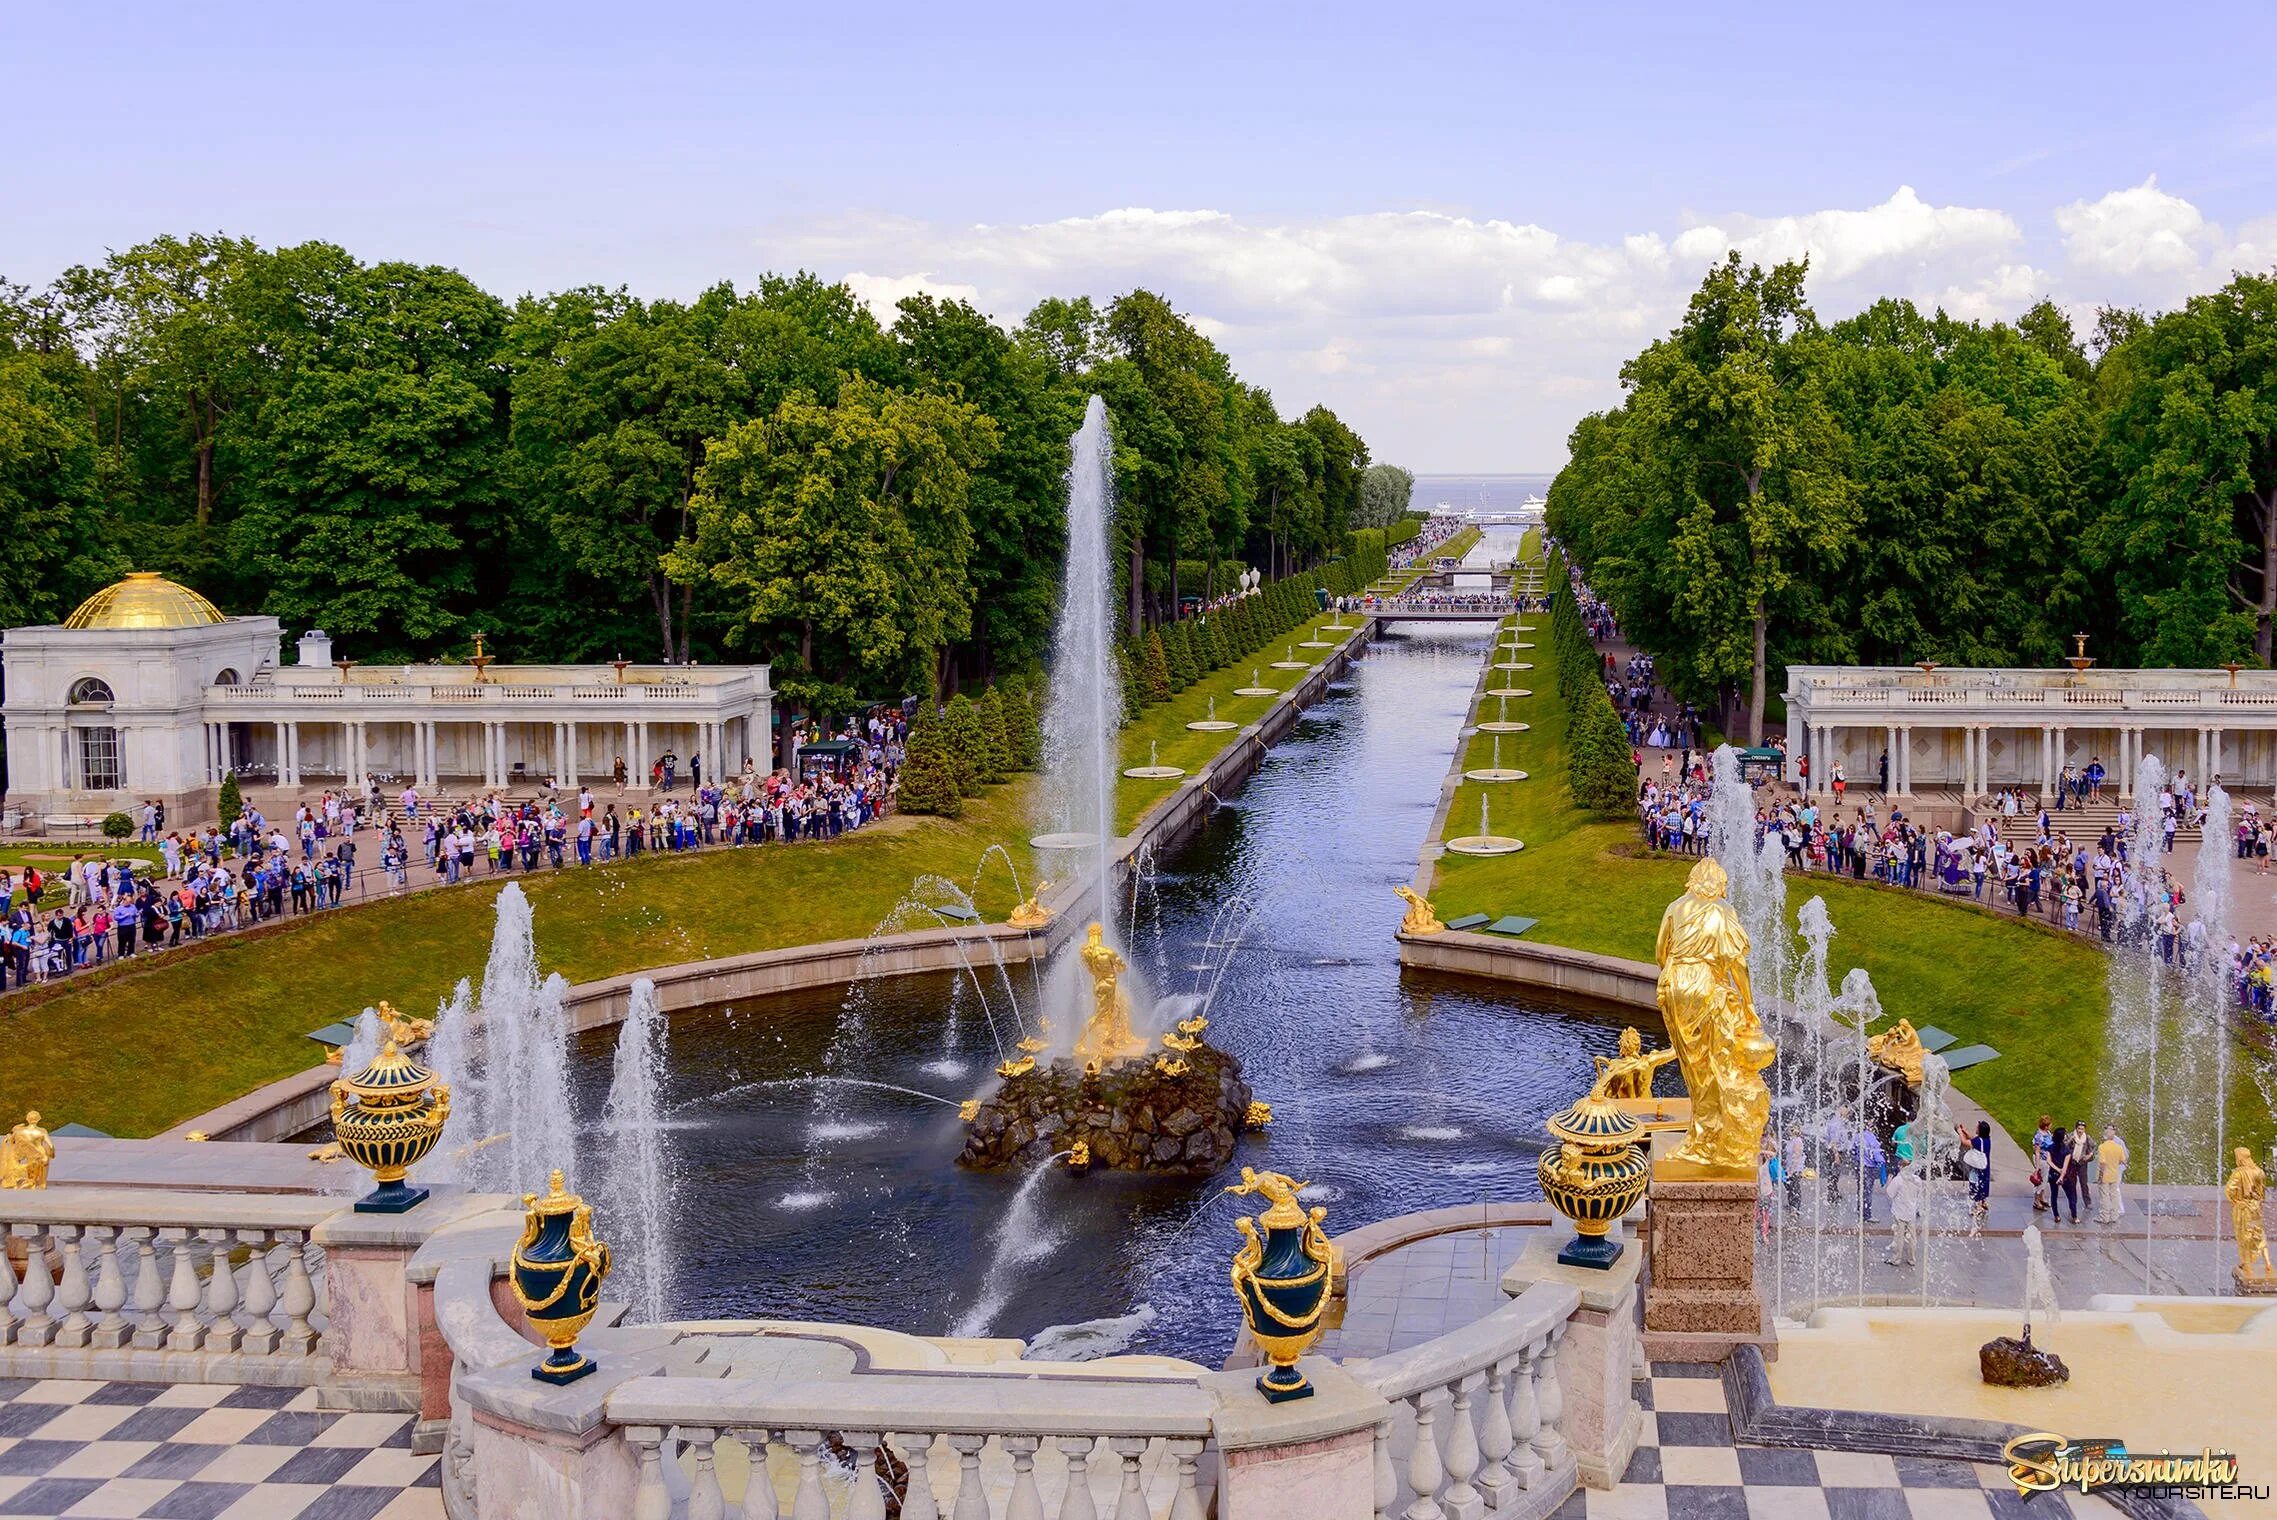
left=1653, top=858, right=1775, bottom=1177
left=1073, top=922, right=1148, bottom=1070
left=2227, top=1147, right=2272, bottom=1283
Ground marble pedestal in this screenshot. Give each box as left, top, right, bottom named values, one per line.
left=1643, top=1174, right=1771, bottom=1363
left=2236, top=1266, right=2277, bottom=1295
left=1501, top=1226, right=1644, bottom=1489
left=1202, top=1360, right=1386, bottom=1520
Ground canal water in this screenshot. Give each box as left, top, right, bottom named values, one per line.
left=570, top=537, right=1626, bottom=1363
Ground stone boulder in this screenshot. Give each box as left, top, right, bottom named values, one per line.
left=958, top=1043, right=1254, bottom=1177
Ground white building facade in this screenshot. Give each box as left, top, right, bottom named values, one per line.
left=4, top=574, right=772, bottom=826
left=1785, top=663, right=2277, bottom=797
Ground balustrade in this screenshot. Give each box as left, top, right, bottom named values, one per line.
left=0, top=1191, right=331, bottom=1373
left=613, top=1380, right=1216, bottom=1520
left=1355, top=1284, right=1579, bottom=1520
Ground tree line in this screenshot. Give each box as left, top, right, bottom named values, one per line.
left=0, top=234, right=1394, bottom=733
left=1546, top=253, right=2277, bottom=741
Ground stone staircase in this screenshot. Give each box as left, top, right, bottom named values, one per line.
left=1980, top=793, right=2207, bottom=846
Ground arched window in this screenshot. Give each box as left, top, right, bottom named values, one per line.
left=213, top=668, right=240, bottom=687
left=68, top=677, right=115, bottom=706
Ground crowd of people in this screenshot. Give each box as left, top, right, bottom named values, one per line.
left=0, top=714, right=910, bottom=991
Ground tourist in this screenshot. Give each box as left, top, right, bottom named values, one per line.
left=2030, top=1115, right=2056, bottom=1212
left=2051, top=1120, right=2085, bottom=1223
left=2096, top=1125, right=2129, bottom=1224
left=1884, top=1165, right=1924, bottom=1266
left=1961, top=1119, right=1992, bottom=1235
left=1854, top=1126, right=1887, bottom=1222
left=2066, top=1121, right=2095, bottom=1217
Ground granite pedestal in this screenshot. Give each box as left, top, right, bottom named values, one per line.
left=1642, top=1172, right=1772, bottom=1364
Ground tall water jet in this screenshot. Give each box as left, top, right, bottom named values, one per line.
left=1037, top=394, right=1123, bottom=938
left=419, top=979, right=476, bottom=1184
left=2106, top=755, right=2171, bottom=1284
left=2188, top=785, right=2234, bottom=1283
left=447, top=884, right=579, bottom=1195
left=599, top=978, right=673, bottom=1324
left=1710, top=745, right=1790, bottom=1004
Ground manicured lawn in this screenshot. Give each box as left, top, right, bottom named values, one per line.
left=0, top=607, right=1367, bottom=1137
left=1428, top=617, right=2275, bottom=1166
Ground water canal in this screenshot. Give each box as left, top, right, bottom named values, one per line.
left=567, top=526, right=1625, bottom=1363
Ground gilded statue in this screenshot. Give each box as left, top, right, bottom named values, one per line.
left=1008, top=880, right=1055, bottom=930
left=1652, top=858, right=1776, bottom=1176
left=1866, top=1017, right=1927, bottom=1087
left=1593, top=1026, right=1678, bottom=1100
left=0, top=1111, right=54, bottom=1189
left=2227, top=1147, right=2272, bottom=1282
left=1073, top=922, right=1147, bottom=1069
left=377, top=1000, right=434, bottom=1049
left=1394, top=886, right=1445, bottom=936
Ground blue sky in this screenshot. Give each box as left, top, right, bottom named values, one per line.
left=7, top=2, right=2274, bottom=469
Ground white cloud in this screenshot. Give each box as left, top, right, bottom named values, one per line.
left=2055, top=176, right=2209, bottom=278
left=767, top=181, right=2269, bottom=470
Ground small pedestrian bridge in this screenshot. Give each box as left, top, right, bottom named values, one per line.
left=1367, top=603, right=1518, bottom=623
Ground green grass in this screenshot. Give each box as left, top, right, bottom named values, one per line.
left=1429, top=615, right=2276, bottom=1164
left=0, top=611, right=1368, bottom=1137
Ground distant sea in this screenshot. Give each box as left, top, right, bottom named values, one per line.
left=1407, top=473, right=1557, bottom=514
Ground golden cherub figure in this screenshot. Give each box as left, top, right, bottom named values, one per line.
left=2227, top=1147, right=2272, bottom=1281
left=1593, top=1025, right=1679, bottom=1101
left=1394, top=886, right=1445, bottom=935
left=378, top=1000, right=434, bottom=1049
left=0, top=1111, right=54, bottom=1189
left=1866, top=1017, right=1927, bottom=1087
left=1073, top=922, right=1147, bottom=1069
left=1653, top=858, right=1775, bottom=1176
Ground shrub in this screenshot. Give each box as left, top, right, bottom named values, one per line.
left=102, top=811, right=134, bottom=841
left=898, top=704, right=962, bottom=817
left=217, top=772, right=244, bottom=829
left=941, top=693, right=989, bottom=796
left=1163, top=622, right=1196, bottom=690
left=976, top=687, right=1012, bottom=783
left=1001, top=677, right=1044, bottom=770
left=1141, top=630, right=1174, bottom=705
left=1116, top=645, right=1142, bottom=724
left=1569, top=685, right=1636, bottom=814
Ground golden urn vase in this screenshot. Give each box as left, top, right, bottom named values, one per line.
left=1227, top=1168, right=1334, bottom=1402
left=509, top=1170, right=613, bottom=1385
left=1538, top=1080, right=1648, bottom=1269
left=329, top=1040, right=450, bottom=1215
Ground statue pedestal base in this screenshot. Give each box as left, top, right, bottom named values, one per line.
left=2235, top=1266, right=2277, bottom=1296
left=1643, top=1172, right=1771, bottom=1364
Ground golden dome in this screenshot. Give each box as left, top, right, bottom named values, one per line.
left=63, top=573, right=226, bottom=631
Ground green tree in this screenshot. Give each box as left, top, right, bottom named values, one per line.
left=976, top=685, right=1013, bottom=782
left=0, top=293, right=122, bottom=629
left=1357, top=463, right=1414, bottom=528
left=669, top=377, right=995, bottom=726
left=1140, top=629, right=1174, bottom=704
left=897, top=702, right=961, bottom=816
left=217, top=771, right=244, bottom=829
left=941, top=692, right=989, bottom=796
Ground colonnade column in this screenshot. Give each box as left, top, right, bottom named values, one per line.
left=2119, top=728, right=2135, bottom=798
left=1884, top=723, right=1898, bottom=792
left=350, top=721, right=366, bottom=790
left=2053, top=727, right=2067, bottom=793
left=1897, top=725, right=1911, bottom=794
left=564, top=721, right=579, bottom=788
left=635, top=722, right=651, bottom=788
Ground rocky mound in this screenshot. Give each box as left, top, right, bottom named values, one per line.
left=959, top=1044, right=1254, bottom=1175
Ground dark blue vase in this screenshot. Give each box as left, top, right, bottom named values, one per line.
left=507, top=1170, right=612, bottom=1385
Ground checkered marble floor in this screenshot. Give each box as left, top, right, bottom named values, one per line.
left=0, top=1378, right=439, bottom=1519
left=1558, top=1365, right=2125, bottom=1520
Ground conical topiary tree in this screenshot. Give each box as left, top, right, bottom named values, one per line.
left=1201, top=615, right=1228, bottom=670
left=1141, top=630, right=1174, bottom=705
left=218, top=771, right=244, bottom=830
left=898, top=703, right=962, bottom=816
left=1002, top=676, right=1043, bottom=770
left=1161, top=623, right=1194, bottom=691
left=1116, top=645, right=1142, bottom=725
left=977, top=686, right=1012, bottom=783
left=942, top=692, right=989, bottom=796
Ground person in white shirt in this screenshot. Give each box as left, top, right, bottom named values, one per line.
left=1885, top=1166, right=1924, bottom=1266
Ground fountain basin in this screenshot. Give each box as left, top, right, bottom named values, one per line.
left=1233, top=687, right=1278, bottom=697
left=1444, top=835, right=1525, bottom=856
left=1484, top=687, right=1532, bottom=699
left=1298, top=640, right=1336, bottom=649
left=1185, top=720, right=1238, bottom=732
left=1492, top=664, right=1533, bottom=672
left=1464, top=768, right=1530, bottom=782
left=1122, top=765, right=1187, bottom=779
left=1029, top=832, right=1106, bottom=851
left=1269, top=661, right=1312, bottom=671
left=1478, top=721, right=1531, bottom=733
left=959, top=1045, right=1254, bottom=1177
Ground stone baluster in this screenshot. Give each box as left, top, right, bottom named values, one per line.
left=1108, top=1438, right=1150, bottom=1520
left=51, top=1226, right=92, bottom=1348
left=1441, top=1375, right=1483, bottom=1520
left=1002, top=1435, right=1043, bottom=1520
left=1475, top=1360, right=1515, bottom=1510
left=238, top=1230, right=279, bottom=1354
left=946, top=1434, right=990, bottom=1520
left=841, top=1432, right=889, bottom=1520
left=899, top=1433, right=940, bottom=1520
left=14, top=1225, right=56, bottom=1347
left=1055, top=1436, right=1098, bottom=1520
left=684, top=1427, right=727, bottom=1520
left=626, top=1425, right=673, bottom=1520
left=199, top=1229, right=240, bottom=1352
left=163, top=1229, right=204, bottom=1349
left=0, top=1223, right=18, bottom=1345
left=1530, top=1327, right=1569, bottom=1474
left=1505, top=1343, right=1546, bottom=1488
left=784, top=1429, right=830, bottom=1520
left=734, top=1428, right=780, bottom=1520
left=1404, top=1390, right=1447, bottom=1520
left=279, top=1233, right=317, bottom=1355
left=1166, top=1438, right=1206, bottom=1520
left=88, top=1227, right=128, bottom=1348
left=1373, top=1417, right=1399, bottom=1520
left=128, top=1228, right=166, bottom=1349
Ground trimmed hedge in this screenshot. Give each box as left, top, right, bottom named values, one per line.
left=1549, top=552, right=1635, bottom=814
